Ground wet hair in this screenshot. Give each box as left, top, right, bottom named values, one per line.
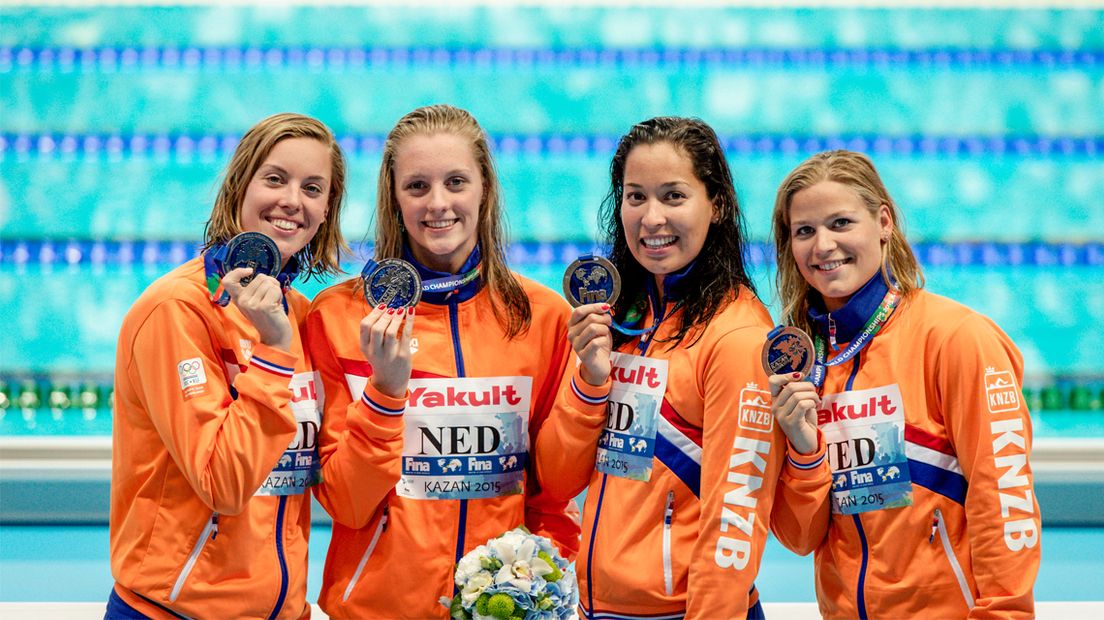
left=374, top=104, right=530, bottom=338
left=601, top=116, right=757, bottom=350
left=203, top=112, right=348, bottom=279
left=772, top=149, right=924, bottom=335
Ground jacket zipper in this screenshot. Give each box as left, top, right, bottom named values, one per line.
left=342, top=506, right=389, bottom=602
left=268, top=495, right=289, bottom=620
left=662, top=490, right=675, bottom=596
left=930, top=508, right=975, bottom=610
left=169, top=512, right=218, bottom=602
left=448, top=299, right=470, bottom=572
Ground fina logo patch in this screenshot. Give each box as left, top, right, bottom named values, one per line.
left=985, top=367, right=1020, bottom=414
left=178, top=357, right=207, bottom=398
left=738, top=383, right=773, bottom=433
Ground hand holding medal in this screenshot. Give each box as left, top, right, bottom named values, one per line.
left=561, top=255, right=620, bottom=386
left=218, top=232, right=293, bottom=352
left=762, top=325, right=821, bottom=455
left=359, top=258, right=420, bottom=399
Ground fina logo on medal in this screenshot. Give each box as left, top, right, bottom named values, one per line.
left=224, top=232, right=281, bottom=284
left=363, top=258, right=422, bottom=309
left=984, top=367, right=1020, bottom=414
left=562, top=255, right=621, bottom=307
left=761, top=326, right=815, bottom=379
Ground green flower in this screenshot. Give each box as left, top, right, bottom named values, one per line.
left=480, top=556, right=504, bottom=571
left=448, top=594, right=469, bottom=620
left=486, top=593, right=515, bottom=619
left=476, top=593, right=492, bottom=616
left=537, top=551, right=562, bottom=582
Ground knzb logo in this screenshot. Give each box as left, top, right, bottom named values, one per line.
left=984, top=368, right=1020, bottom=414
left=738, top=383, right=773, bottom=433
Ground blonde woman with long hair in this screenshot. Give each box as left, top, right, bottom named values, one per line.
left=306, top=104, right=580, bottom=618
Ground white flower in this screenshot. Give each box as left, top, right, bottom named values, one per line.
left=456, top=545, right=490, bottom=582
left=460, top=571, right=493, bottom=607
left=516, top=537, right=537, bottom=562
left=530, top=555, right=554, bottom=579
left=494, top=562, right=534, bottom=592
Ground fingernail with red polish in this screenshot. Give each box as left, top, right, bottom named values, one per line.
left=387, top=308, right=395, bottom=315
left=377, top=304, right=385, bottom=310
left=601, top=304, right=610, bottom=311
left=792, top=372, right=802, bottom=379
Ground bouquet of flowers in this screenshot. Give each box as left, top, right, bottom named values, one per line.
left=441, top=527, right=578, bottom=620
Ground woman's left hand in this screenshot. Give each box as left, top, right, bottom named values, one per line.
left=360, top=304, right=416, bottom=399
left=769, top=372, right=821, bottom=455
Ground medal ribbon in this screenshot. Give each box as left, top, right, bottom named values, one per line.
left=203, top=243, right=296, bottom=312
left=809, top=289, right=901, bottom=388
left=360, top=259, right=480, bottom=299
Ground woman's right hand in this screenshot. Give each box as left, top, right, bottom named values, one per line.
left=769, top=372, right=821, bottom=455
left=222, top=267, right=292, bottom=352
left=360, top=304, right=416, bottom=399
left=568, top=303, right=613, bottom=386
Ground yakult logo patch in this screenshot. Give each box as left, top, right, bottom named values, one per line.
left=985, top=367, right=1020, bottom=414
left=738, top=383, right=773, bottom=433
left=177, top=358, right=207, bottom=398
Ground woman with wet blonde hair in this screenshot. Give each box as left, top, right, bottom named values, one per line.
left=768, top=150, right=1040, bottom=618
left=108, top=112, right=345, bottom=618
left=306, top=104, right=580, bottom=618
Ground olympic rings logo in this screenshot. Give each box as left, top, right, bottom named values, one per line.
left=178, top=360, right=203, bottom=374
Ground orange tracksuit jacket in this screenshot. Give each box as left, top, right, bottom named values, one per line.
left=110, top=257, right=318, bottom=619
left=305, top=256, right=582, bottom=619
left=536, top=282, right=796, bottom=620
left=772, top=277, right=1041, bottom=619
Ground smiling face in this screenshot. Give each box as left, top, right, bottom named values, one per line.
left=620, top=142, right=716, bottom=289
left=238, top=137, right=331, bottom=266
left=393, top=132, right=483, bottom=273
left=788, top=180, right=892, bottom=312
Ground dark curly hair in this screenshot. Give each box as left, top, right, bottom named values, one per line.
left=601, top=116, right=757, bottom=350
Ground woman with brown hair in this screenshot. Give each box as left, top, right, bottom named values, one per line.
left=108, top=113, right=347, bottom=618
left=306, top=104, right=580, bottom=618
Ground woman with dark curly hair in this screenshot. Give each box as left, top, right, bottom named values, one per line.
left=537, top=117, right=805, bottom=619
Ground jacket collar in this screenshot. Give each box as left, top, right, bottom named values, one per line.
left=644, top=257, right=697, bottom=310
left=403, top=244, right=483, bottom=305
left=808, top=272, right=889, bottom=343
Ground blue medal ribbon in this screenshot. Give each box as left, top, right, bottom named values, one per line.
left=808, top=289, right=901, bottom=388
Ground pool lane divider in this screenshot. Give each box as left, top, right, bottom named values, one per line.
left=1, top=132, right=1102, bottom=158
left=1, top=239, right=1102, bottom=268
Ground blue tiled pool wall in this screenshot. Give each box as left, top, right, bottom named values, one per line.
left=2, top=6, right=1103, bottom=430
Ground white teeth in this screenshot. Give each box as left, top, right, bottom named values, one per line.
left=818, top=259, right=847, bottom=271
left=643, top=236, right=676, bottom=248
left=424, top=220, right=456, bottom=229
left=270, top=218, right=298, bottom=231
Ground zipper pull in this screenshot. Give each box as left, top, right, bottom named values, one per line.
left=211, top=514, right=220, bottom=540
left=928, top=511, right=939, bottom=544
left=664, top=491, right=675, bottom=525
left=828, top=315, right=839, bottom=351
left=381, top=505, right=390, bottom=531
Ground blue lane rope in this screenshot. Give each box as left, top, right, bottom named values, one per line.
left=1, top=239, right=1101, bottom=268
left=1, top=132, right=1101, bottom=158
left=2, top=45, right=1101, bottom=71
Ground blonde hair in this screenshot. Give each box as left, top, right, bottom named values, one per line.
left=375, top=104, right=531, bottom=338
left=203, top=113, right=348, bottom=279
left=772, top=150, right=923, bottom=335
